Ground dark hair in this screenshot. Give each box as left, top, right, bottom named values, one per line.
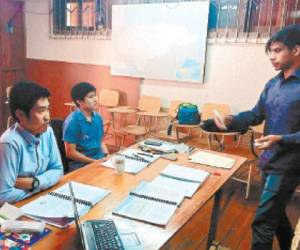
left=9, top=81, right=50, bottom=122
left=71, top=82, right=96, bottom=107
left=265, top=24, right=300, bottom=53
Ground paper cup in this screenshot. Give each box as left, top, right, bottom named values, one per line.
left=113, top=155, right=125, bottom=175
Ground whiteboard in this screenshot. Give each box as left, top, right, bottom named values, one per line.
left=111, top=1, right=209, bottom=83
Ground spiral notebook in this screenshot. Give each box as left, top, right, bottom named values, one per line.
left=112, top=181, right=185, bottom=226
left=21, top=181, right=110, bottom=228
left=101, top=148, right=160, bottom=174
left=151, top=164, right=210, bottom=198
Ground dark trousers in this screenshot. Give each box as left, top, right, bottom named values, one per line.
left=252, top=173, right=300, bottom=250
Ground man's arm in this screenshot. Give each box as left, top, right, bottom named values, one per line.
left=34, top=129, right=63, bottom=190
left=64, top=142, right=96, bottom=163
left=254, top=131, right=300, bottom=150
left=99, top=142, right=110, bottom=162
left=214, top=87, right=267, bottom=131
left=0, top=143, right=30, bottom=204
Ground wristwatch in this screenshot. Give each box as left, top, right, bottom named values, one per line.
left=31, top=177, right=40, bottom=191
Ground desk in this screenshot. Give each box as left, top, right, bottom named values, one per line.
left=108, top=106, right=139, bottom=130
left=202, top=131, right=241, bottom=151
left=64, top=102, right=76, bottom=113
left=17, top=149, right=246, bottom=250
left=137, top=111, right=168, bottom=133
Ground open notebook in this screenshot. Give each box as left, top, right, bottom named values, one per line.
left=101, top=148, right=160, bottom=174
left=188, top=150, right=235, bottom=169
left=21, top=181, right=110, bottom=228
left=151, top=164, right=210, bottom=198
left=113, top=181, right=185, bottom=227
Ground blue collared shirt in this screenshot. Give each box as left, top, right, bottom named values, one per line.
left=63, top=109, right=104, bottom=161
left=231, top=68, right=300, bottom=174
left=0, top=124, right=63, bottom=204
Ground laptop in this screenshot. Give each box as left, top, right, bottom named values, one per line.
left=69, top=182, right=125, bottom=250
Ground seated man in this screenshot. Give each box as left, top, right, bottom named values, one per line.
left=0, top=81, right=63, bottom=204
left=63, top=82, right=109, bottom=171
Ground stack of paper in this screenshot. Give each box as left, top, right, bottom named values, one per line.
left=151, top=164, right=210, bottom=198
left=188, top=150, right=235, bottom=169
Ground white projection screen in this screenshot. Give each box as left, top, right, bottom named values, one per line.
left=111, top=1, right=209, bottom=83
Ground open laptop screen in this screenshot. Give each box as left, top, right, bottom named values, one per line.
left=69, top=182, right=86, bottom=250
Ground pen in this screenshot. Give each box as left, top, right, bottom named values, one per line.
left=137, top=152, right=153, bottom=158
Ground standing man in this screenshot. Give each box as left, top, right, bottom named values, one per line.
left=209, top=24, right=300, bottom=250
left=63, top=82, right=109, bottom=171
left=0, top=81, right=63, bottom=204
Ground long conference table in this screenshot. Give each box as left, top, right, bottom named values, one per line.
left=16, top=147, right=247, bottom=250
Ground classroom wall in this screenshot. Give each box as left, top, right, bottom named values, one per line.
left=25, top=0, right=276, bottom=117
left=0, top=0, right=26, bottom=133
left=25, top=59, right=140, bottom=119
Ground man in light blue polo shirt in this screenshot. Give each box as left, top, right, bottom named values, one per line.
left=0, top=81, right=63, bottom=204
left=63, top=82, right=109, bottom=171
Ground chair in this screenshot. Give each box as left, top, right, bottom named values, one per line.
left=249, top=122, right=265, bottom=158
left=152, top=100, right=191, bottom=142
left=99, top=89, right=119, bottom=108
left=201, top=103, right=241, bottom=151
left=138, top=95, right=161, bottom=113
left=173, top=105, right=201, bottom=142
left=64, top=102, right=76, bottom=113
left=231, top=122, right=264, bottom=199
left=116, top=95, right=161, bottom=148
left=98, top=89, right=120, bottom=136
left=50, top=119, right=69, bottom=174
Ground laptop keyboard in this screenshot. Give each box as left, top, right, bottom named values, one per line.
left=92, top=220, right=124, bottom=250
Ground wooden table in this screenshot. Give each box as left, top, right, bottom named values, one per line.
left=17, top=149, right=246, bottom=250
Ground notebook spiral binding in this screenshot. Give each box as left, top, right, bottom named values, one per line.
left=121, top=154, right=150, bottom=163
left=49, top=191, right=92, bottom=207
left=129, top=192, right=177, bottom=206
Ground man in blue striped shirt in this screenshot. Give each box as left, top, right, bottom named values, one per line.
left=0, top=81, right=63, bottom=204
left=212, top=25, right=300, bottom=250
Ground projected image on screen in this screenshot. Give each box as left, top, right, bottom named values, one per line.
left=111, top=1, right=209, bottom=83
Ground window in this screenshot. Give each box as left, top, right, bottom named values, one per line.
left=50, top=0, right=110, bottom=38
left=208, top=0, right=300, bottom=43
left=50, top=0, right=300, bottom=42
